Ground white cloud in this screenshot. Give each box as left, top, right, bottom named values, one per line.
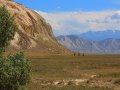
left=57, top=6, right=61, bottom=9
left=36, top=10, right=120, bottom=36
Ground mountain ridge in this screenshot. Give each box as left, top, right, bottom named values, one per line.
left=57, top=35, right=120, bottom=54
left=79, top=30, right=120, bottom=42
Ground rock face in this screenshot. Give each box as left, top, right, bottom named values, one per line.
left=0, top=0, right=70, bottom=54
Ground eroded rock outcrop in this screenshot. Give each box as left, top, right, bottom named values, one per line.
left=0, top=0, right=70, bottom=54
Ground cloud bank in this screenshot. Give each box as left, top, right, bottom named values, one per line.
left=36, top=10, right=120, bottom=36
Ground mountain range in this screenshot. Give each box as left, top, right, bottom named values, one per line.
left=79, top=30, right=120, bottom=42
left=57, top=35, right=120, bottom=54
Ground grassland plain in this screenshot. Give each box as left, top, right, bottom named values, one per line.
left=25, top=53, right=120, bottom=90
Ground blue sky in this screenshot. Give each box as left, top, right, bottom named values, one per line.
left=15, top=0, right=120, bottom=12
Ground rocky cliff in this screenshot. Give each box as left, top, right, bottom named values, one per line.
left=0, top=0, right=70, bottom=54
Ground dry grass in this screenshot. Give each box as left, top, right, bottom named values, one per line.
left=25, top=54, right=120, bottom=90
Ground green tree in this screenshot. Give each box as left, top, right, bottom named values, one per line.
left=0, top=6, right=31, bottom=90
left=0, top=6, right=17, bottom=54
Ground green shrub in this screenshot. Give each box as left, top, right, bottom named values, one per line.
left=0, top=52, right=31, bottom=90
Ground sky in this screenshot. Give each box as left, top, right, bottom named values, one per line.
left=15, top=0, right=120, bottom=12
left=15, top=0, right=120, bottom=36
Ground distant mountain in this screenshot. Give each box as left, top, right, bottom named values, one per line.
left=98, top=38, right=120, bottom=54
left=80, top=30, right=120, bottom=42
left=57, top=35, right=120, bottom=54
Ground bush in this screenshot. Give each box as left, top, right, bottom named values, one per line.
left=0, top=52, right=31, bottom=90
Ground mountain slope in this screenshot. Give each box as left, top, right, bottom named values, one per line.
left=98, top=38, right=120, bottom=54
left=80, top=30, right=120, bottom=42
left=57, top=35, right=103, bottom=54
left=57, top=35, right=120, bottom=54
left=0, top=0, right=70, bottom=54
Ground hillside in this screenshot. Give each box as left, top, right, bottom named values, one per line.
left=0, top=0, right=70, bottom=54
left=57, top=35, right=120, bottom=54
left=98, top=38, right=120, bottom=54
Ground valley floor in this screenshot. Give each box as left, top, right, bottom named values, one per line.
left=26, top=54, right=120, bottom=90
